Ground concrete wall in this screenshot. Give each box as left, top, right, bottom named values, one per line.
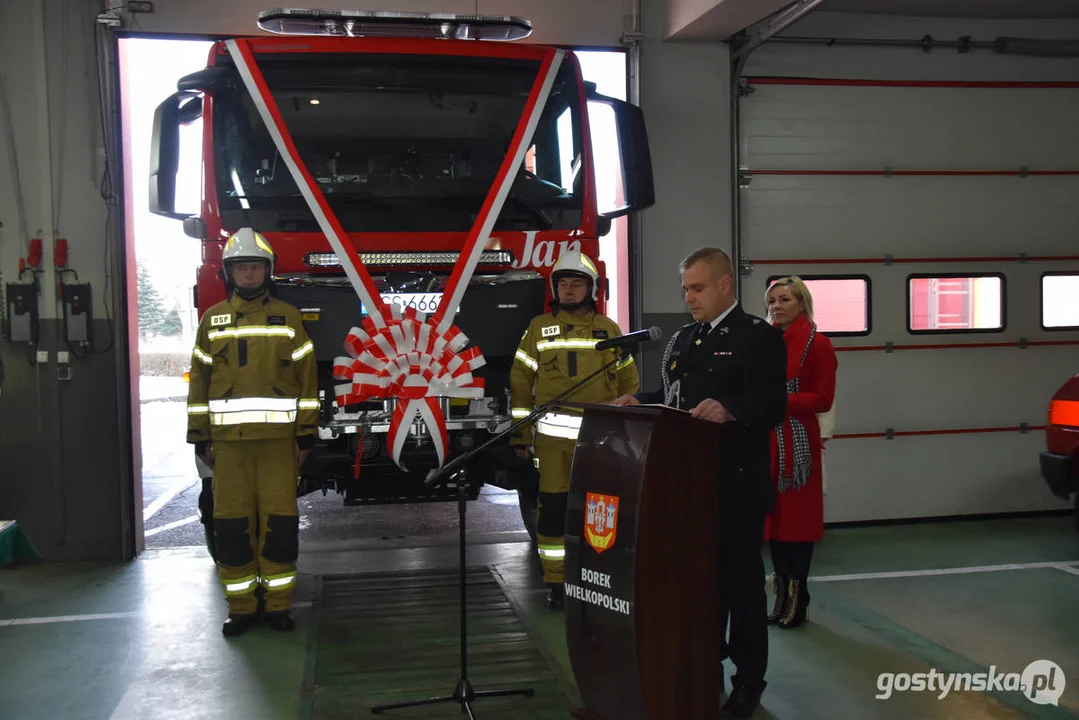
left=0, top=0, right=134, bottom=561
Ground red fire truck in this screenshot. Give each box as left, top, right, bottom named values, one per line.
left=149, top=9, right=654, bottom=511
left=1041, top=374, right=1079, bottom=531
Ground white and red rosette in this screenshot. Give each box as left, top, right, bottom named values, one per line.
left=331, top=304, right=486, bottom=470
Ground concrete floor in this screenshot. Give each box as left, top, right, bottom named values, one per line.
left=2, top=515, right=1078, bottom=719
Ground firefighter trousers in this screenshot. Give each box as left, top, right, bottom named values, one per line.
left=533, top=433, right=575, bottom=584
left=212, top=438, right=299, bottom=616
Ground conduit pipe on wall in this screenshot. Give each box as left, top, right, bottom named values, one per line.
left=767, top=35, right=1079, bottom=57
left=750, top=169, right=1079, bottom=176
left=745, top=77, right=1079, bottom=88
left=729, top=0, right=826, bottom=299
left=835, top=341, right=1079, bottom=353
left=834, top=425, right=1048, bottom=440
left=626, top=0, right=643, bottom=333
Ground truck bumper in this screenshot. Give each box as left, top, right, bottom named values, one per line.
left=1040, top=451, right=1075, bottom=499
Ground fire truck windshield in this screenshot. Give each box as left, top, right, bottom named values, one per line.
left=213, top=52, right=586, bottom=234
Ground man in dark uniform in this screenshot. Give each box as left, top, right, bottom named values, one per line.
left=612, top=247, right=787, bottom=718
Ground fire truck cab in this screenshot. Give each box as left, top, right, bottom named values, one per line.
left=149, top=9, right=654, bottom=509
left=1040, top=374, right=1079, bottom=531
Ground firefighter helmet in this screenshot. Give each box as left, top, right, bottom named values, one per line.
left=222, top=227, right=275, bottom=275
left=550, top=250, right=599, bottom=302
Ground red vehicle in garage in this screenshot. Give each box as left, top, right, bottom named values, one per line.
left=148, top=9, right=654, bottom=518
left=1041, top=374, right=1079, bottom=530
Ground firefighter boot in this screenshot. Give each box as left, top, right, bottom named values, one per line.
left=263, top=610, right=295, bottom=632
left=222, top=614, right=255, bottom=637
left=546, top=584, right=565, bottom=610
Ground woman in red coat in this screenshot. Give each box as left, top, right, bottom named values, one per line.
left=763, top=277, right=837, bottom=629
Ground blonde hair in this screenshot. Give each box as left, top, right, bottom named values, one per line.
left=765, top=276, right=814, bottom=323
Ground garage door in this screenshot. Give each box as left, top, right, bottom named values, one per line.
left=737, top=35, right=1079, bottom=523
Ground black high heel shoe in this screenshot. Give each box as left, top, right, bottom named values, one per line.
left=766, top=572, right=788, bottom=625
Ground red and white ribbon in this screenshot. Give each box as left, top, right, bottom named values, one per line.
left=226, top=39, right=564, bottom=470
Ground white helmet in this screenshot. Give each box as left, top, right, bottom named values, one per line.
left=550, top=249, right=599, bottom=302
left=222, top=227, right=275, bottom=275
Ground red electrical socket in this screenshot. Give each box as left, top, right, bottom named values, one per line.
left=54, top=238, right=68, bottom=268
left=27, top=238, right=42, bottom=269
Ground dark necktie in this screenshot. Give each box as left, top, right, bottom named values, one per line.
left=694, top=322, right=711, bottom=342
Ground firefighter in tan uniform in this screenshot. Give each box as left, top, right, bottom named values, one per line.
left=510, top=251, right=639, bottom=609
left=186, top=228, right=319, bottom=637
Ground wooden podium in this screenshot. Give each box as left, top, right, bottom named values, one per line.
left=562, top=403, right=723, bottom=720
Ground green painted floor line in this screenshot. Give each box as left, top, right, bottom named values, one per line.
left=298, top=575, right=324, bottom=720
left=812, top=582, right=1078, bottom=719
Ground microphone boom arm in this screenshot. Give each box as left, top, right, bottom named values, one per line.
left=425, top=346, right=634, bottom=487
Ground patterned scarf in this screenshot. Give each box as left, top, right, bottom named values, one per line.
left=775, top=317, right=816, bottom=493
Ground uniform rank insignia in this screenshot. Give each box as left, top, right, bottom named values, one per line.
left=210, top=313, right=232, bottom=327
left=268, top=315, right=286, bottom=326
left=542, top=325, right=560, bottom=338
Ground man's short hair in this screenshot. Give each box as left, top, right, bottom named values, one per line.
left=679, top=247, right=733, bottom=279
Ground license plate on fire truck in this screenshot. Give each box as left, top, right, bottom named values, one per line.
left=361, top=293, right=457, bottom=315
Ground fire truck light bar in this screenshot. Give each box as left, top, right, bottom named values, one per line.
left=305, top=250, right=515, bottom=268
left=256, top=8, right=533, bottom=41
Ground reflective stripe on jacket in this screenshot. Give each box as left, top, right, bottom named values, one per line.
left=509, top=310, right=639, bottom=446
left=186, top=292, right=319, bottom=443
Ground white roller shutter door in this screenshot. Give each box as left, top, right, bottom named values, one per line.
left=738, top=45, right=1079, bottom=523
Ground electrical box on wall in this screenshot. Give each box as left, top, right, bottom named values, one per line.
left=62, top=283, right=93, bottom=344
left=6, top=283, right=39, bottom=343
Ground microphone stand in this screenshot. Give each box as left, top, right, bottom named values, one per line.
left=369, top=345, right=637, bottom=718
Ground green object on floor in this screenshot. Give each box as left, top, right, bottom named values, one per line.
left=0, top=521, right=42, bottom=567
left=300, top=566, right=576, bottom=719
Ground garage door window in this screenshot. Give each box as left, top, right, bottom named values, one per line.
left=767, top=275, right=870, bottom=336
left=907, top=274, right=1005, bottom=334
left=1042, top=272, right=1079, bottom=330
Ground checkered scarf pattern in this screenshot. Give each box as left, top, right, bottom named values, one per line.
left=775, top=325, right=816, bottom=493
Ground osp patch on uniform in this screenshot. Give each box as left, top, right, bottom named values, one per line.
left=592, top=330, right=609, bottom=339
left=585, top=492, right=619, bottom=553
left=541, top=325, right=560, bottom=338
left=268, top=315, right=287, bottom=326
left=210, top=313, right=232, bottom=327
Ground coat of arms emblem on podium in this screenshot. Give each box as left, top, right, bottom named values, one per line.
left=585, top=492, right=619, bottom=553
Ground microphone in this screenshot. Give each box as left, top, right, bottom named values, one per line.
left=595, top=326, right=662, bottom=351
